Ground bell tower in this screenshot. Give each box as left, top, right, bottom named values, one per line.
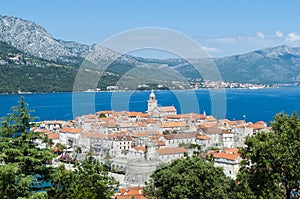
left=147, top=89, right=157, bottom=113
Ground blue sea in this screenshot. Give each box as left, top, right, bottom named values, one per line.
left=1, top=87, right=300, bottom=124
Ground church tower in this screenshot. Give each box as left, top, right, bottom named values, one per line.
left=147, top=89, right=157, bottom=113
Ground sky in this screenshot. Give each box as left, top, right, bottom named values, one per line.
left=1, top=0, right=300, bottom=57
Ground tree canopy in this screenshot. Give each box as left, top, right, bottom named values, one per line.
left=238, top=112, right=300, bottom=199
left=0, top=97, right=117, bottom=198
left=144, top=156, right=238, bottom=199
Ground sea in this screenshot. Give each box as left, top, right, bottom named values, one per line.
left=1, top=87, right=300, bottom=124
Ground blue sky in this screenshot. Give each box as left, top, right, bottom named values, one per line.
left=1, top=0, right=300, bottom=57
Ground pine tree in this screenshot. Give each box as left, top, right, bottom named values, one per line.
left=0, top=96, right=54, bottom=198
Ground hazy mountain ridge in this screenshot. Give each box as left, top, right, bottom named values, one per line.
left=214, top=45, right=300, bottom=83
left=139, top=45, right=300, bottom=84
left=1, top=15, right=300, bottom=86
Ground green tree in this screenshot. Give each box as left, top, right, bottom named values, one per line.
left=238, top=112, right=300, bottom=199
left=144, top=156, right=238, bottom=199
left=0, top=96, right=54, bottom=198
left=49, top=157, right=117, bottom=199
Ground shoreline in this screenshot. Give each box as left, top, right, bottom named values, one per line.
left=0, top=86, right=289, bottom=96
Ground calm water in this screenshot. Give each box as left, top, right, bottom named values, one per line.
left=1, top=87, right=300, bottom=124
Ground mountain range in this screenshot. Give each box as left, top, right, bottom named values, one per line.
left=1, top=15, right=300, bottom=93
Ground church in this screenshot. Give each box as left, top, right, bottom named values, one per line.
left=147, top=90, right=177, bottom=118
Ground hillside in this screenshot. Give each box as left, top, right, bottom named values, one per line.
left=215, top=45, right=300, bottom=83
left=1, top=14, right=300, bottom=93
left=140, top=45, right=300, bottom=84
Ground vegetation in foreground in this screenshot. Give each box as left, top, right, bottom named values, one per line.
left=0, top=97, right=117, bottom=199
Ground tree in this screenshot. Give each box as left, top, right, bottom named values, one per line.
left=238, top=112, right=300, bottom=199
left=49, top=157, right=117, bottom=199
left=0, top=96, right=54, bottom=198
left=0, top=97, right=118, bottom=198
left=144, top=156, right=238, bottom=199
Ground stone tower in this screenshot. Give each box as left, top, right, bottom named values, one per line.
left=147, top=89, right=157, bottom=113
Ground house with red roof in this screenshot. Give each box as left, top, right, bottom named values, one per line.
left=208, top=148, right=241, bottom=179
left=157, top=147, right=187, bottom=163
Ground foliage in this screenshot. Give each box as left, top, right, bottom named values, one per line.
left=49, top=157, right=117, bottom=199
left=0, top=97, right=54, bottom=198
left=98, top=113, right=107, bottom=118
left=238, top=112, right=300, bottom=199
left=144, top=156, right=238, bottom=199
left=0, top=97, right=118, bottom=198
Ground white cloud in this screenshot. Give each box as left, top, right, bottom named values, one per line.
left=275, top=31, right=283, bottom=38
left=212, top=37, right=239, bottom=44
left=286, top=32, right=300, bottom=42
left=201, top=31, right=300, bottom=57
left=202, top=46, right=223, bottom=54
left=256, top=31, right=265, bottom=39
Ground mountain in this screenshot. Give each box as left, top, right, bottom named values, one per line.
left=1, top=14, right=300, bottom=93
left=215, top=45, right=300, bottom=83
left=142, top=45, right=300, bottom=84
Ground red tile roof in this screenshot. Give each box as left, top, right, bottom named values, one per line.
left=208, top=148, right=240, bottom=161
left=133, top=132, right=160, bottom=138
left=116, top=187, right=147, bottom=199
left=196, top=135, right=211, bottom=140
left=157, top=147, right=187, bottom=155
left=161, top=122, right=187, bottom=128
left=47, top=133, right=59, bottom=139
left=127, top=112, right=143, bottom=117
left=60, top=127, right=82, bottom=134
left=213, top=152, right=240, bottom=161
left=134, top=146, right=146, bottom=152
left=158, top=106, right=176, bottom=112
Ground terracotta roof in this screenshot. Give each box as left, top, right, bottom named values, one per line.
left=196, top=135, right=211, bottom=140
left=161, top=122, right=187, bottom=128
left=221, top=129, right=232, bottom=134
left=133, top=132, right=159, bottom=138
left=206, top=116, right=217, bottom=121
left=213, top=152, right=240, bottom=161
left=199, top=123, right=218, bottom=128
left=83, top=114, right=97, bottom=119
left=136, top=123, right=147, bottom=127
left=208, top=148, right=240, bottom=161
left=139, top=113, right=149, bottom=118
left=248, top=124, right=267, bottom=130
left=150, top=138, right=166, bottom=146
left=224, top=148, right=239, bottom=154
left=34, top=128, right=51, bottom=134
left=157, top=106, right=176, bottom=112
left=104, top=122, right=117, bottom=128
left=157, top=147, right=187, bottom=155
left=134, top=146, right=146, bottom=152
left=127, top=112, right=143, bottom=117
left=116, top=187, right=147, bottom=199
left=97, top=117, right=114, bottom=122
left=60, top=127, right=82, bottom=134
left=47, top=133, right=59, bottom=140
left=255, top=121, right=267, bottom=126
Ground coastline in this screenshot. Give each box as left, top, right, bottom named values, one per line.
left=0, top=85, right=286, bottom=96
